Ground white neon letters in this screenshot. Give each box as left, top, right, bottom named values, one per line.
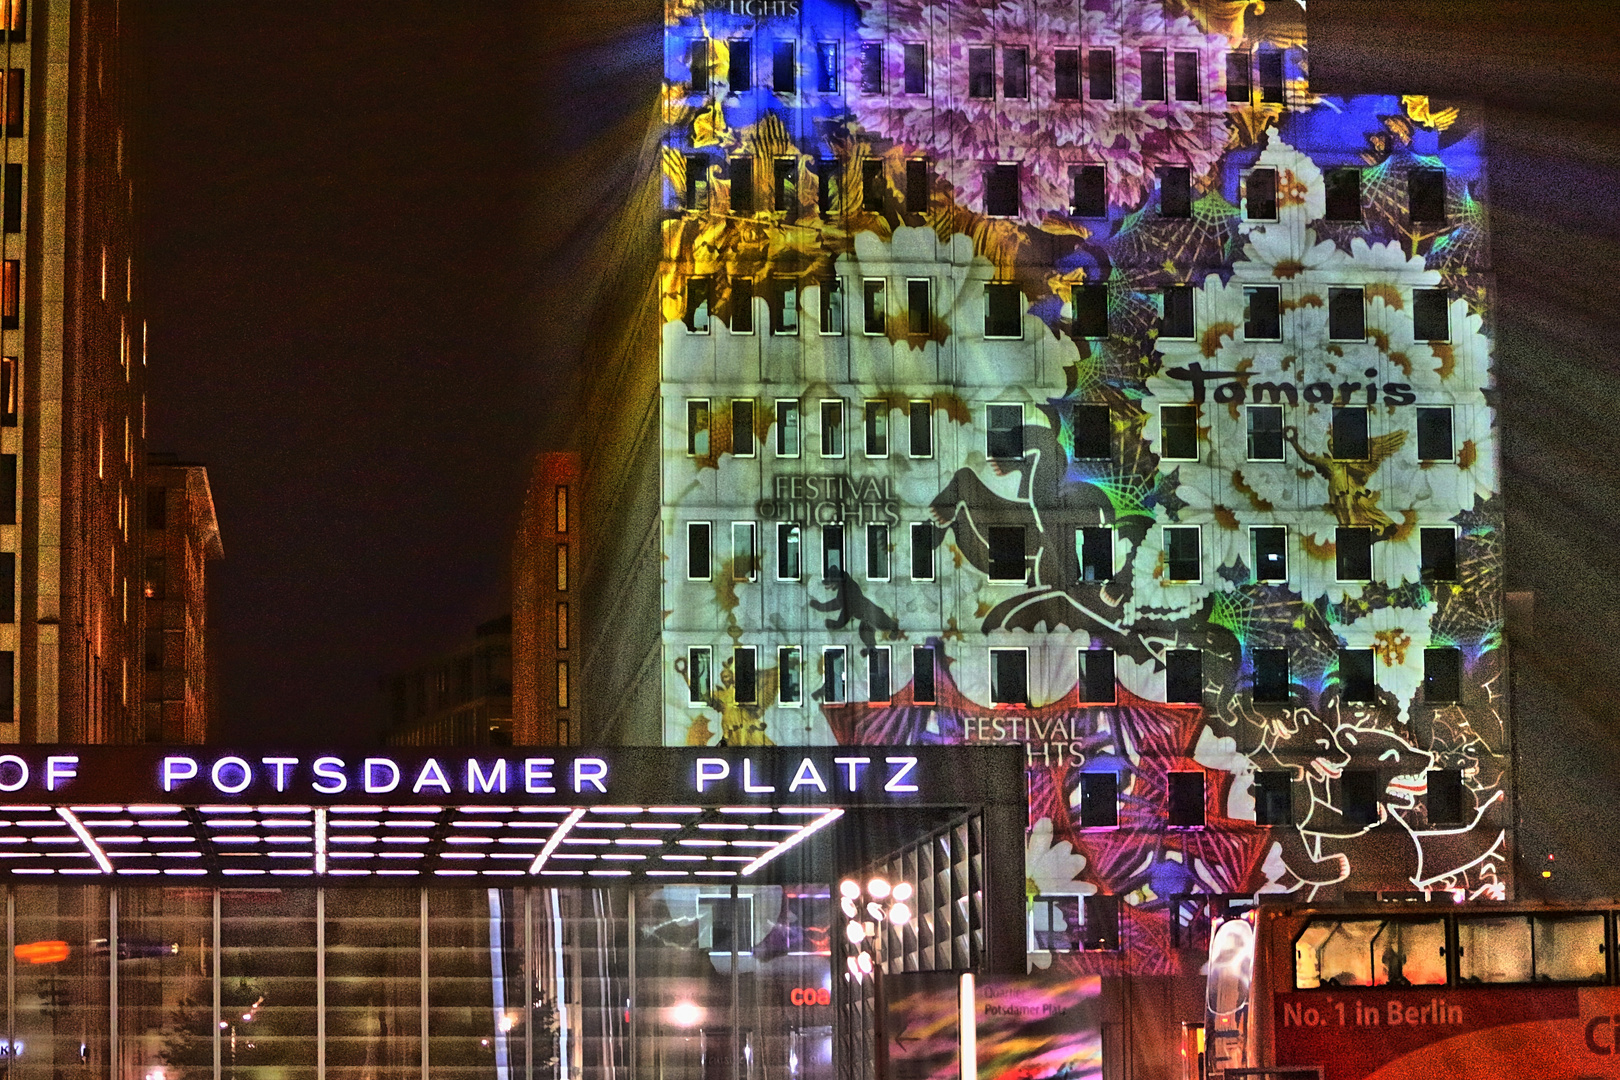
left=700, top=755, right=920, bottom=796
left=312, top=757, right=347, bottom=794
left=364, top=758, right=400, bottom=794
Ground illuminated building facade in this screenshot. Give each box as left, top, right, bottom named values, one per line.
left=513, top=451, right=579, bottom=746
left=140, top=454, right=221, bottom=744
left=659, top=0, right=1506, bottom=1069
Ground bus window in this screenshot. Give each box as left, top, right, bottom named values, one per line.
left=1296, top=919, right=1380, bottom=988
left=1457, top=916, right=1532, bottom=983
left=1372, top=919, right=1446, bottom=986
left=1532, top=914, right=1607, bottom=983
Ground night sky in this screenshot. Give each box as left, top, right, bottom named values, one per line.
left=138, top=0, right=660, bottom=745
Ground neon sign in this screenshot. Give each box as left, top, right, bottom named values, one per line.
left=157, top=755, right=610, bottom=797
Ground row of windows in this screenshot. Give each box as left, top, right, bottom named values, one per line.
left=684, top=642, right=1470, bottom=708
left=683, top=276, right=1456, bottom=344
left=686, top=153, right=1448, bottom=226
left=688, top=38, right=1285, bottom=106
left=685, top=519, right=1462, bottom=587
left=687, top=400, right=1468, bottom=467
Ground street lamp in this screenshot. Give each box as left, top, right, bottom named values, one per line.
left=839, top=877, right=913, bottom=1080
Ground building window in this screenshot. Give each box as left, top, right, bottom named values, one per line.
left=861, top=400, right=888, bottom=458
left=1, top=357, right=16, bottom=426
left=1173, top=51, right=1200, bottom=100
left=730, top=278, right=755, bottom=333
left=822, top=646, right=847, bottom=703
left=1413, top=288, right=1450, bottom=341
left=3, top=69, right=20, bottom=137
left=1073, top=283, right=1108, bottom=338
left=1253, top=648, right=1289, bottom=703
left=687, top=399, right=711, bottom=457
left=556, top=660, right=570, bottom=709
left=906, top=278, right=931, bottom=336
left=144, top=629, right=163, bottom=672
left=689, top=39, right=710, bottom=92
left=861, top=159, right=884, bottom=212
left=990, top=648, right=1027, bottom=706
left=968, top=46, right=994, bottom=98
left=732, top=521, right=757, bottom=581
left=1004, top=45, right=1029, bottom=99
left=1337, top=526, right=1373, bottom=581
left=908, top=400, right=932, bottom=458
left=868, top=647, right=891, bottom=703
left=779, top=646, right=802, bottom=706
left=142, top=555, right=164, bottom=600
left=1252, top=525, right=1287, bottom=581
left=1427, top=769, right=1463, bottom=825
left=988, top=526, right=1025, bottom=581
left=1247, top=405, right=1284, bottom=460
left=816, top=159, right=840, bottom=215
left=1054, top=48, right=1080, bottom=100
left=1255, top=771, right=1292, bottom=825
left=1166, top=649, right=1202, bottom=703
left=556, top=544, right=568, bottom=592
left=685, top=277, right=712, bottom=333
left=1, top=259, right=16, bottom=329
left=910, top=522, right=935, bottom=581
left=820, top=276, right=844, bottom=334
left=821, top=524, right=844, bottom=579
left=1140, top=48, right=1166, bottom=101
left=734, top=646, right=757, bottom=705
left=1078, top=526, right=1112, bottom=583
left=1168, top=771, right=1206, bottom=828
left=2, top=3, right=23, bottom=42
left=1226, top=50, right=1251, bottom=104
left=815, top=41, right=838, bottom=92
left=555, top=485, right=568, bottom=534
left=1331, top=405, right=1369, bottom=460
left=985, top=282, right=1022, bottom=338
left=1327, top=286, right=1365, bottom=340
left=687, top=522, right=711, bottom=581
left=1159, top=167, right=1191, bottom=218
left=1409, top=168, right=1446, bottom=223
left=985, top=163, right=1019, bottom=217
left=1244, top=285, right=1281, bottom=339
left=904, top=158, right=929, bottom=213
left=1257, top=48, right=1284, bottom=102
left=1079, top=648, right=1115, bottom=704
left=1071, top=403, right=1110, bottom=460
left=776, top=522, right=801, bottom=580
left=0, top=650, right=14, bottom=721
left=1244, top=167, right=1277, bottom=220
left=1416, top=406, right=1454, bottom=462
left=866, top=523, right=890, bottom=581
left=1078, top=771, right=1118, bottom=828
left=1338, top=649, right=1377, bottom=703
left=1071, top=165, right=1105, bottom=217
left=556, top=601, right=568, bottom=650
left=773, top=158, right=797, bottom=214
left=1160, top=405, right=1198, bottom=460
left=1161, top=285, right=1194, bottom=339
left=727, top=39, right=751, bottom=92
left=770, top=278, right=799, bottom=336
left=1424, top=647, right=1462, bottom=703
left=1088, top=48, right=1114, bottom=100
left=775, top=400, right=800, bottom=457
left=732, top=400, right=755, bottom=457
left=1421, top=528, right=1458, bottom=582
left=1164, top=526, right=1201, bottom=582
left=730, top=157, right=755, bottom=215
left=1342, top=769, right=1378, bottom=826
left=987, top=403, right=1023, bottom=459
left=902, top=43, right=926, bottom=94
left=859, top=43, right=883, bottom=93
left=913, top=645, right=936, bottom=704
left=3, top=163, right=19, bottom=233
left=862, top=278, right=885, bottom=335
left=772, top=40, right=795, bottom=93
left=820, top=400, right=844, bottom=457
left=1324, top=168, right=1361, bottom=221
left=0, top=551, right=13, bottom=623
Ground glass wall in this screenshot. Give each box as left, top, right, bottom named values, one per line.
left=0, top=883, right=834, bottom=1080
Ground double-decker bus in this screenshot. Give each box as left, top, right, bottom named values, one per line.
left=1204, top=898, right=1620, bottom=1080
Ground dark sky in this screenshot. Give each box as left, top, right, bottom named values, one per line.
left=138, top=0, right=660, bottom=745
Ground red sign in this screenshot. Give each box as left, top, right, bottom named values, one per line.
left=790, top=986, right=831, bottom=1006
left=14, top=941, right=69, bottom=964
left=1275, top=986, right=1620, bottom=1080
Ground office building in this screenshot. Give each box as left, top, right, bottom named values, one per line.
left=383, top=614, right=515, bottom=747
left=513, top=450, right=579, bottom=746
left=658, top=0, right=1505, bottom=1071
left=140, top=453, right=221, bottom=743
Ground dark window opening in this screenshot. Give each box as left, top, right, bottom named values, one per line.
left=1087, top=49, right=1113, bottom=100
left=687, top=522, right=712, bottom=581
left=968, top=47, right=994, bottom=98
left=913, top=646, right=936, bottom=704
left=1420, top=528, right=1457, bottom=582
left=1168, top=771, right=1206, bottom=828
left=905, top=158, right=929, bottom=213
left=1342, top=769, right=1379, bottom=826
left=1247, top=405, right=1283, bottom=460
left=1054, top=49, right=1080, bottom=100
left=1, top=356, right=16, bottom=426
left=1226, top=50, right=1251, bottom=104
left=1417, top=406, right=1453, bottom=461
left=1337, top=527, right=1373, bottom=581
left=1253, top=526, right=1287, bottom=580
left=1161, top=405, right=1197, bottom=459
left=987, top=404, right=1023, bottom=459
left=1413, top=288, right=1450, bottom=341
left=1079, top=527, right=1112, bottom=583
left=2, top=163, right=18, bottom=233
left=1244, top=285, right=1281, bottom=339
left=0, top=454, right=13, bottom=526
left=1073, top=283, right=1108, bottom=338
left=774, top=158, right=797, bottom=213
left=988, top=526, right=1025, bottom=581
left=986, top=163, right=1019, bottom=217
left=1083, top=895, right=1120, bottom=950
left=730, top=156, right=754, bottom=214
left=1079, top=772, right=1118, bottom=828
left=1246, top=167, right=1277, bottom=220
left=868, top=649, right=891, bottom=703
left=985, top=282, right=1022, bottom=337
left=1162, top=285, right=1194, bottom=338
left=731, top=400, right=754, bottom=457
left=1324, top=168, right=1361, bottom=221
left=863, top=279, right=885, bottom=334
left=1071, top=403, right=1110, bottom=460
left=1331, top=406, right=1369, bottom=461
left=902, top=43, right=926, bottom=94
left=1409, top=168, right=1446, bottom=223
left=1140, top=49, right=1165, bottom=101
left=1072, top=165, right=1105, bottom=217
left=1257, top=49, right=1284, bottom=102
left=1255, top=771, right=1292, bottom=825
left=859, top=43, right=883, bottom=93
left=1004, top=46, right=1028, bottom=99
left=772, top=40, right=795, bottom=93
left=1160, top=166, right=1192, bottom=218
left=990, top=649, right=1027, bottom=706
left=1426, top=769, right=1464, bottom=825
left=1424, top=647, right=1462, bottom=703
left=730, top=278, right=754, bottom=333
left=1339, top=649, right=1377, bottom=703
left=1173, top=51, right=1199, bottom=100
left=907, top=279, right=930, bottom=336
left=815, top=41, right=838, bottom=92
left=690, top=38, right=709, bottom=92
left=909, top=401, right=932, bottom=457
left=728, top=39, right=752, bottom=91
left=1080, top=648, right=1115, bottom=704
left=1328, top=286, right=1365, bottom=339
left=861, top=159, right=883, bottom=212
left=1254, top=649, right=1289, bottom=703
left=910, top=522, right=935, bottom=580
left=1165, top=528, right=1200, bottom=583
left=1166, top=649, right=1202, bottom=703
